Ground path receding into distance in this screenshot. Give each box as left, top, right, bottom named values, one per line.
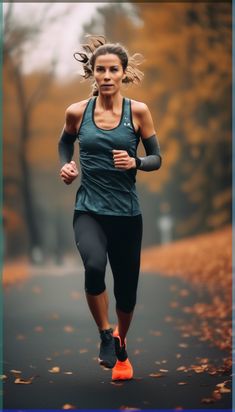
left=3, top=263, right=232, bottom=410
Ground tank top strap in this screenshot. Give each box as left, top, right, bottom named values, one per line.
left=84, top=97, right=95, bottom=118
left=122, top=97, right=131, bottom=124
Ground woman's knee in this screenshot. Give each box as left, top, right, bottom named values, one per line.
left=84, top=258, right=106, bottom=295
left=115, top=292, right=137, bottom=313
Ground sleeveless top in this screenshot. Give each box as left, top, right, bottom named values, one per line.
left=74, top=96, right=142, bottom=216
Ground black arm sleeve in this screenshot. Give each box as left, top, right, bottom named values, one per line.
left=58, top=129, right=77, bottom=166
left=136, top=134, right=162, bottom=171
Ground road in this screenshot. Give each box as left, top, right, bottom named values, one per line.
left=3, top=263, right=232, bottom=410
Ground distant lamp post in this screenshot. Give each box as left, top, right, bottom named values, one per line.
left=158, top=215, right=174, bottom=244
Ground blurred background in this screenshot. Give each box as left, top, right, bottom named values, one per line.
left=3, top=2, right=232, bottom=267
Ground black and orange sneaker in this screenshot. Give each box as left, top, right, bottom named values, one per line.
left=98, top=328, right=116, bottom=369
left=112, top=327, right=133, bottom=380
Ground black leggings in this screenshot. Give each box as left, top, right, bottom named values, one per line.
left=73, top=211, right=143, bottom=313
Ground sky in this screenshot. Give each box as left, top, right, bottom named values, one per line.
left=3, top=2, right=107, bottom=79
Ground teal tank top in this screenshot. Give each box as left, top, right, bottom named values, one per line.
left=75, top=96, right=142, bottom=216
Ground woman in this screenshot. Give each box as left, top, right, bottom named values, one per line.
left=58, top=35, right=162, bottom=381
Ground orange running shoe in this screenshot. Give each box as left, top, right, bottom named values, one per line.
left=112, top=328, right=133, bottom=380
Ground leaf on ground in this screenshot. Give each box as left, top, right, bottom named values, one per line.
left=120, top=406, right=141, bottom=411
left=170, top=301, right=179, bottom=308
left=79, top=349, right=88, bottom=354
left=70, top=291, right=82, bottom=300
left=179, top=289, right=190, bottom=297
left=64, top=372, right=73, bottom=375
left=177, top=381, right=188, bottom=385
left=32, top=286, right=42, bottom=294
left=149, top=330, right=162, bottom=336
left=50, top=312, right=60, bottom=320
left=0, top=375, right=7, bottom=380
left=16, top=334, right=26, bottom=341
left=176, top=366, right=188, bottom=372
left=178, top=343, right=188, bottom=348
left=34, top=326, right=44, bottom=333
left=164, top=316, right=173, bottom=322
left=64, top=325, right=75, bottom=333
left=10, top=369, right=22, bottom=377
left=48, top=366, right=60, bottom=374
left=64, top=349, right=72, bottom=355
left=14, top=375, right=39, bottom=384
left=46, top=357, right=52, bottom=361
left=159, top=369, right=168, bottom=372
left=149, top=373, right=164, bottom=378
left=201, top=398, right=215, bottom=404
left=62, top=404, right=77, bottom=410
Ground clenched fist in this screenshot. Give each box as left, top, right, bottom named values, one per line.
left=112, top=150, right=136, bottom=170
left=60, top=160, right=78, bottom=185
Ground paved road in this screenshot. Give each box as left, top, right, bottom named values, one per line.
left=3, top=264, right=232, bottom=410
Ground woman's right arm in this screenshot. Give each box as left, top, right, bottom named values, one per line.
left=58, top=105, right=80, bottom=185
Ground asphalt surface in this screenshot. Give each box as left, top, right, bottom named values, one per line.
left=3, top=263, right=232, bottom=410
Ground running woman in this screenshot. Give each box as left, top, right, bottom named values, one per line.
left=58, top=35, right=162, bottom=381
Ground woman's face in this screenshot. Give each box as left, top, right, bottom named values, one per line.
left=93, top=53, right=126, bottom=95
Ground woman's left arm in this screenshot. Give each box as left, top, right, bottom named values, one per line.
left=135, top=103, right=162, bottom=172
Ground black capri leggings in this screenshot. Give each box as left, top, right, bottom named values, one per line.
left=73, top=210, right=143, bottom=313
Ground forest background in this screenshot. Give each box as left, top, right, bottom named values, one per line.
left=3, top=2, right=232, bottom=265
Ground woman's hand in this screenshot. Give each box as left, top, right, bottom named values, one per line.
left=60, top=160, right=78, bottom=184
left=112, top=150, right=136, bottom=170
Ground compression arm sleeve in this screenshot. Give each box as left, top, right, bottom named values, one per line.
left=135, top=134, right=162, bottom=171
left=58, top=129, right=77, bottom=166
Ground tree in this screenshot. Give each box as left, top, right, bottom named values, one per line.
left=3, top=4, right=71, bottom=261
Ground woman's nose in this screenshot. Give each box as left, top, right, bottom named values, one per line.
left=104, top=70, right=111, bottom=79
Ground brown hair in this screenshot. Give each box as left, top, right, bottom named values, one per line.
left=74, top=35, right=144, bottom=96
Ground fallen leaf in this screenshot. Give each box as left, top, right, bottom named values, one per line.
left=14, top=377, right=33, bottom=385
left=32, top=286, right=42, bottom=294
left=62, top=404, right=77, bottom=410
left=176, top=366, right=188, bottom=372
left=201, top=398, right=215, bottom=404
left=48, top=367, right=60, bottom=374
left=10, top=369, right=22, bottom=374
left=16, top=334, right=26, bottom=341
left=178, top=381, right=188, bottom=385
left=64, top=325, right=75, bottom=333
left=34, top=326, right=44, bottom=333
left=149, top=373, right=164, bottom=378
left=79, top=349, right=88, bottom=354
left=178, top=343, right=188, bottom=348
left=70, top=291, right=81, bottom=300
left=0, top=375, right=7, bottom=380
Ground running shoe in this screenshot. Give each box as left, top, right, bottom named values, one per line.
left=112, top=327, right=133, bottom=380
left=98, top=328, right=116, bottom=369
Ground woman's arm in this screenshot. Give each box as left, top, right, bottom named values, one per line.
left=58, top=105, right=80, bottom=184
left=135, top=103, right=162, bottom=171
left=58, top=107, right=78, bottom=166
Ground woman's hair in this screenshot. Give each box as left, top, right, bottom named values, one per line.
left=74, top=35, right=144, bottom=96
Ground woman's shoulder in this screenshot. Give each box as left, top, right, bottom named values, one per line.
left=129, top=98, right=150, bottom=117
left=65, top=98, right=91, bottom=120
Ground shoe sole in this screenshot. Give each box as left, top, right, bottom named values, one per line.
left=98, top=357, right=116, bottom=369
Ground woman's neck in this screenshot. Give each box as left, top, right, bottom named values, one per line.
left=96, top=92, right=123, bottom=111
